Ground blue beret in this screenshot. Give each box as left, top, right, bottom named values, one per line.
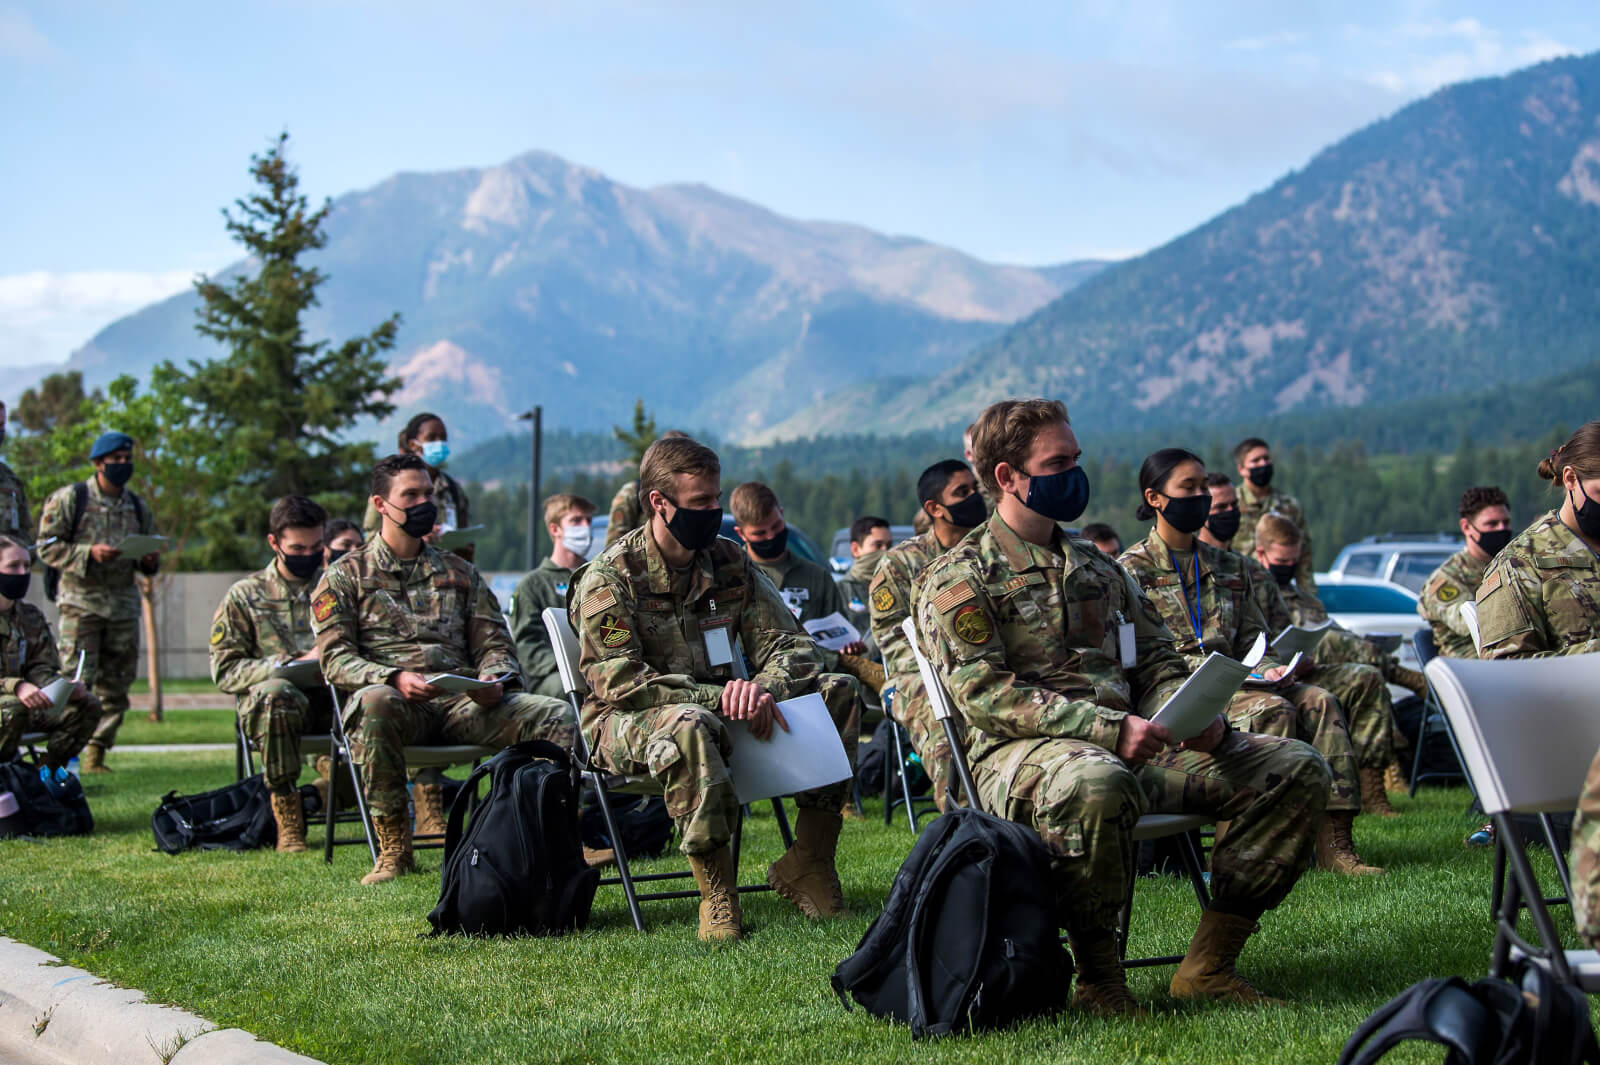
left=89, top=431, right=135, bottom=461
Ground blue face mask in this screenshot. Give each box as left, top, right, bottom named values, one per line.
left=1020, top=466, right=1091, bottom=523
left=420, top=440, right=450, bottom=467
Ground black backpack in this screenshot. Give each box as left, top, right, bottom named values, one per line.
left=856, top=717, right=931, bottom=797
left=1340, top=958, right=1600, bottom=1065
left=150, top=775, right=318, bottom=854
left=581, top=788, right=674, bottom=860
left=831, top=806, right=1072, bottom=1038
left=426, top=740, right=599, bottom=938
left=44, top=481, right=148, bottom=601
left=0, top=759, right=93, bottom=838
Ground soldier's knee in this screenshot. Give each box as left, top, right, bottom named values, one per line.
left=1040, top=753, right=1142, bottom=822
left=1278, top=738, right=1334, bottom=791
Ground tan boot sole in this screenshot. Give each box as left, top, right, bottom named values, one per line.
left=766, top=863, right=848, bottom=919
left=1170, top=977, right=1287, bottom=1006
left=1073, top=983, right=1147, bottom=1017
left=276, top=840, right=308, bottom=854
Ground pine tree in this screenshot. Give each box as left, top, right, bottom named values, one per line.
left=613, top=399, right=659, bottom=467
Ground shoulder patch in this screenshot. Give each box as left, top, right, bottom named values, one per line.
left=1478, top=570, right=1503, bottom=599
left=311, top=591, right=337, bottom=624
left=210, top=619, right=226, bottom=645
left=951, top=603, right=993, bottom=645
left=581, top=586, right=618, bottom=618
left=871, top=582, right=897, bottom=614
left=597, top=613, right=632, bottom=648
left=1437, top=583, right=1460, bottom=603
left=932, top=580, right=977, bottom=614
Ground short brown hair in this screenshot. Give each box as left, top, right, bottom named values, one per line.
left=970, top=398, right=1070, bottom=496
left=1232, top=437, right=1270, bottom=465
left=0, top=534, right=27, bottom=559
left=730, top=482, right=781, bottom=526
left=543, top=493, right=595, bottom=528
left=1458, top=486, right=1508, bottom=521
left=638, top=436, right=721, bottom=508
left=1537, top=421, right=1600, bottom=489
left=1255, top=512, right=1302, bottom=549
left=269, top=495, right=327, bottom=538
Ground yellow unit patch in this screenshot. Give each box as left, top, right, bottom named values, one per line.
left=952, top=603, right=992, bottom=645
left=582, top=587, right=618, bottom=618
left=871, top=584, right=896, bottom=613
left=598, top=613, right=632, bottom=648
left=1437, top=584, right=1460, bottom=602
left=209, top=620, right=226, bottom=645
left=311, top=592, right=337, bottom=624
left=932, top=580, right=976, bottom=614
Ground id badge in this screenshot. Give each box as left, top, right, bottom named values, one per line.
left=1116, top=613, right=1137, bottom=669
left=703, top=620, right=733, bottom=667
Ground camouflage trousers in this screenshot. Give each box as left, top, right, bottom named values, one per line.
left=1306, top=663, right=1394, bottom=769
left=1572, top=746, right=1600, bottom=948
left=238, top=680, right=335, bottom=794
left=57, top=607, right=139, bottom=752
left=890, top=686, right=965, bottom=812
left=0, top=690, right=101, bottom=768
left=1226, top=683, right=1358, bottom=813
left=972, top=730, right=1329, bottom=936
left=342, top=685, right=575, bottom=819
left=408, top=672, right=571, bottom=789
left=587, top=673, right=859, bottom=856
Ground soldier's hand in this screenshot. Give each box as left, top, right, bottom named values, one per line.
left=840, top=639, right=867, bottom=655
left=468, top=679, right=503, bottom=707
left=90, top=543, right=121, bottom=563
left=1261, top=664, right=1291, bottom=683
left=295, top=650, right=319, bottom=662
left=72, top=680, right=89, bottom=700
left=16, top=682, right=50, bottom=710
left=1180, top=716, right=1227, bottom=753
left=1115, top=715, right=1170, bottom=766
left=393, top=670, right=442, bottom=701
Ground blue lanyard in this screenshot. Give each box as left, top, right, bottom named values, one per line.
left=1169, top=548, right=1203, bottom=644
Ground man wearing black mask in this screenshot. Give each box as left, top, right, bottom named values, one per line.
left=1231, top=436, right=1318, bottom=594
left=37, top=430, right=161, bottom=773
left=1420, top=486, right=1513, bottom=659
left=868, top=458, right=987, bottom=811
left=210, top=495, right=333, bottom=851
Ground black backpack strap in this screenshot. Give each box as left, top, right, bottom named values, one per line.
left=67, top=481, right=89, bottom=543
left=441, top=756, right=503, bottom=861
left=128, top=490, right=147, bottom=530
left=1338, top=977, right=1497, bottom=1065
left=1514, top=957, right=1600, bottom=1065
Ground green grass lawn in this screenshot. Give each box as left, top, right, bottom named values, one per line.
left=0, top=751, right=1578, bottom=1065
left=114, top=708, right=237, bottom=747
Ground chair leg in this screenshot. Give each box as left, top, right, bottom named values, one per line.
left=1498, top=814, right=1575, bottom=986
left=1178, top=830, right=1213, bottom=909
left=1409, top=704, right=1431, bottom=798
left=235, top=722, right=247, bottom=782
left=589, top=773, right=645, bottom=932
left=771, top=797, right=794, bottom=849
left=1491, top=835, right=1507, bottom=920
left=882, top=739, right=895, bottom=825
left=891, top=725, right=918, bottom=833
left=323, top=746, right=339, bottom=864
left=345, top=749, right=377, bottom=863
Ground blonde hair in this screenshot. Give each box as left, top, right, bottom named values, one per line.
left=1537, top=421, right=1600, bottom=489
left=1255, top=513, right=1303, bottom=549
left=729, top=482, right=781, bottom=526
left=543, top=493, right=595, bottom=528
left=970, top=398, right=1070, bottom=496
left=637, top=437, right=720, bottom=508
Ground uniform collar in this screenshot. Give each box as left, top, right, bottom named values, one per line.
left=847, top=552, right=882, bottom=581
left=370, top=534, right=442, bottom=576
left=87, top=475, right=129, bottom=507
left=1546, top=511, right=1600, bottom=565
left=1455, top=548, right=1488, bottom=580
left=641, top=523, right=716, bottom=600
left=260, top=559, right=316, bottom=595
left=988, top=511, right=1066, bottom=574
left=1141, top=525, right=1212, bottom=580
left=536, top=557, right=569, bottom=576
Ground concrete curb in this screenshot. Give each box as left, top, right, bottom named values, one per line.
left=0, top=937, right=325, bottom=1065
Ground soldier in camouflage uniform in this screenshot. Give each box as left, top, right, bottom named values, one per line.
left=315, top=453, right=573, bottom=886
left=836, top=516, right=893, bottom=661
left=0, top=402, right=31, bottom=542
left=1118, top=450, right=1377, bottom=875
left=0, top=536, right=97, bottom=768
left=1418, top=486, right=1513, bottom=659
left=36, top=431, right=160, bottom=772
left=605, top=480, right=644, bottom=548
left=1231, top=437, right=1317, bottom=594
left=569, top=437, right=857, bottom=941
left=210, top=496, right=333, bottom=852
left=869, top=460, right=988, bottom=811
left=510, top=494, right=597, bottom=698
left=920, top=401, right=1328, bottom=1014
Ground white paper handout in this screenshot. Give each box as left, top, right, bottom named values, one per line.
left=802, top=611, right=861, bottom=652
left=41, top=651, right=86, bottom=715
left=116, top=534, right=172, bottom=556
left=1241, top=652, right=1303, bottom=689
left=725, top=692, right=853, bottom=803
left=434, top=525, right=484, bottom=550
left=272, top=658, right=323, bottom=689
left=1271, top=620, right=1333, bottom=658
left=425, top=671, right=514, bottom=693
left=1149, top=634, right=1266, bottom=741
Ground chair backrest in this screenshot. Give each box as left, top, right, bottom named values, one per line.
left=542, top=607, right=588, bottom=698
left=1461, top=600, right=1483, bottom=653
left=1425, top=651, right=1600, bottom=815
left=901, top=617, right=957, bottom=723
left=1412, top=626, right=1437, bottom=668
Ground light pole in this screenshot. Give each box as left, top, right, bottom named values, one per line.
left=518, top=407, right=542, bottom=570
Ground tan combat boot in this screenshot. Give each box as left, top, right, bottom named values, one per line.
left=1359, top=768, right=1400, bottom=817
left=313, top=756, right=356, bottom=810
left=583, top=845, right=616, bottom=869
left=1068, top=931, right=1145, bottom=1017
left=412, top=781, right=448, bottom=838
left=271, top=792, right=307, bottom=853
left=1316, top=812, right=1383, bottom=875
left=1170, top=910, right=1286, bottom=1005
left=768, top=809, right=849, bottom=918
left=1383, top=760, right=1408, bottom=795
left=79, top=745, right=110, bottom=774
left=361, top=814, right=417, bottom=885
left=687, top=846, right=743, bottom=941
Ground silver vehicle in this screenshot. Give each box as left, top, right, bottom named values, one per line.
left=1325, top=534, right=1463, bottom=593
left=1312, top=572, right=1424, bottom=698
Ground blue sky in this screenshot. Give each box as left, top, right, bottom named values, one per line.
left=1, top=1, right=1595, bottom=367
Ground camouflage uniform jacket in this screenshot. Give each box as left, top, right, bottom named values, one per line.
left=362, top=467, right=470, bottom=538
left=915, top=514, right=1190, bottom=766
left=1234, top=483, right=1316, bottom=586
left=0, top=599, right=63, bottom=695
left=567, top=527, right=823, bottom=734
left=312, top=537, right=522, bottom=693
left=1418, top=548, right=1487, bottom=659
left=209, top=561, right=320, bottom=696
left=837, top=551, right=884, bottom=659
left=1118, top=527, right=1281, bottom=670
left=509, top=558, right=573, bottom=685
left=37, top=477, right=158, bottom=620
left=0, top=460, right=31, bottom=542
left=605, top=480, right=644, bottom=547
left=1477, top=510, right=1600, bottom=660
left=870, top=530, right=956, bottom=716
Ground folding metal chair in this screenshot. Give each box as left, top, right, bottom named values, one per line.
left=1407, top=628, right=1471, bottom=797
left=1461, top=600, right=1483, bottom=654
left=541, top=607, right=794, bottom=932
left=234, top=717, right=334, bottom=782
left=901, top=616, right=1212, bottom=968
left=1426, top=651, right=1600, bottom=989
left=19, top=731, right=47, bottom=761
left=876, top=687, right=938, bottom=833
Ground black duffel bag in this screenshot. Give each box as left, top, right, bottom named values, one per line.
left=151, top=775, right=319, bottom=853
left=0, top=759, right=93, bottom=838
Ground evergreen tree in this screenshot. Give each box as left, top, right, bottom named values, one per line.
left=613, top=399, right=658, bottom=467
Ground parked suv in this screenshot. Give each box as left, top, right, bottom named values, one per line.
left=1325, top=534, right=1463, bottom=594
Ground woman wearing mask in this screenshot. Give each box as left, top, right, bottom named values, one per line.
left=323, top=519, right=364, bottom=568
left=363, top=413, right=473, bottom=561
left=1119, top=449, right=1380, bottom=875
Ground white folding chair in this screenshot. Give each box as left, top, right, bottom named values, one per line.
left=542, top=607, right=793, bottom=932
left=901, top=615, right=1212, bottom=968
left=1426, top=651, right=1600, bottom=989
left=1462, top=600, right=1483, bottom=654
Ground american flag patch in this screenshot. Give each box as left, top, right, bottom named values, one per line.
left=932, top=580, right=976, bottom=614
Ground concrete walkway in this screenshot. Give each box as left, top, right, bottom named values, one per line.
left=129, top=694, right=229, bottom=710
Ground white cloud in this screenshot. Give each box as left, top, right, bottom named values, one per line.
left=0, top=270, right=198, bottom=368
left=1350, top=19, right=1577, bottom=96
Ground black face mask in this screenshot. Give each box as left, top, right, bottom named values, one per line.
left=1469, top=526, right=1513, bottom=559
left=944, top=492, right=988, bottom=530
left=747, top=526, right=789, bottom=560
left=1572, top=482, right=1600, bottom=540
left=1206, top=507, right=1241, bottom=544
left=1266, top=561, right=1297, bottom=587
left=102, top=462, right=134, bottom=488
left=279, top=552, right=321, bottom=580
left=1246, top=463, right=1273, bottom=489
left=385, top=499, right=438, bottom=540
left=665, top=502, right=723, bottom=552
left=1159, top=492, right=1212, bottom=536
left=327, top=547, right=352, bottom=566
left=0, top=571, right=29, bottom=602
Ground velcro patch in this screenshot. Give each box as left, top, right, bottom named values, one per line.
left=209, top=619, right=226, bottom=645
left=598, top=613, right=632, bottom=648
left=951, top=603, right=993, bottom=645
left=581, top=587, right=618, bottom=618
left=932, top=580, right=977, bottom=614
left=311, top=592, right=337, bottom=624
left=1437, top=583, right=1460, bottom=603
left=1004, top=573, right=1047, bottom=593
left=870, top=581, right=896, bottom=614
left=1478, top=570, right=1503, bottom=598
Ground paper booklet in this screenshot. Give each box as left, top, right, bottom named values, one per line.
left=726, top=692, right=853, bottom=803
left=41, top=651, right=86, bottom=715
left=1271, top=620, right=1333, bottom=658
left=425, top=671, right=513, bottom=693
left=271, top=658, right=323, bottom=689
left=116, top=534, right=172, bottom=556
left=802, top=612, right=861, bottom=652
left=1241, top=651, right=1303, bottom=690
left=1149, top=634, right=1266, bottom=741
left=434, top=525, right=484, bottom=550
